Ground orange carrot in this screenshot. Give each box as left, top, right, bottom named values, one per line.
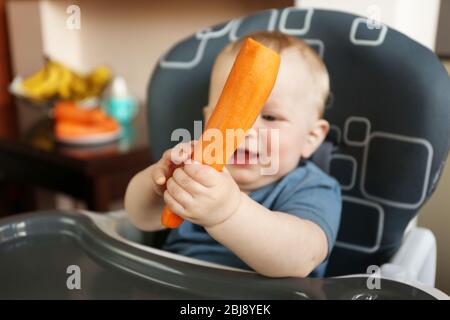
left=54, top=101, right=109, bottom=125
left=161, top=38, right=280, bottom=228
left=55, top=118, right=119, bottom=139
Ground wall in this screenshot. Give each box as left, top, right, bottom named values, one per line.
left=8, top=0, right=292, bottom=103
left=436, top=0, right=450, bottom=57
left=6, top=1, right=44, bottom=76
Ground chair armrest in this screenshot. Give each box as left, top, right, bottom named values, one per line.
left=381, top=227, right=436, bottom=287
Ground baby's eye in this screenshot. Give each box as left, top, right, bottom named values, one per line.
left=262, top=114, right=278, bottom=122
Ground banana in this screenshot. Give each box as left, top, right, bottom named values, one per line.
left=31, top=62, right=62, bottom=100
left=19, top=59, right=112, bottom=101
left=86, top=65, right=112, bottom=98
left=89, top=66, right=111, bottom=86
left=21, top=61, right=60, bottom=101
left=21, top=67, right=48, bottom=92
left=56, top=63, right=73, bottom=99
left=70, top=72, right=88, bottom=100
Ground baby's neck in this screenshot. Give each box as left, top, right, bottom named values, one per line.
left=238, top=186, right=252, bottom=195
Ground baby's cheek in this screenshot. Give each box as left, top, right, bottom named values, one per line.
left=276, top=132, right=304, bottom=170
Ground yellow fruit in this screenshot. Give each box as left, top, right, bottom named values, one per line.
left=22, top=67, right=47, bottom=91
left=86, top=65, right=111, bottom=98
left=89, top=65, right=111, bottom=85
left=20, top=60, right=112, bottom=101
left=22, top=62, right=61, bottom=101
left=70, top=73, right=88, bottom=100
left=57, top=64, right=74, bottom=99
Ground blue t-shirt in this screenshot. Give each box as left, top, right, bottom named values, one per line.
left=163, top=161, right=342, bottom=277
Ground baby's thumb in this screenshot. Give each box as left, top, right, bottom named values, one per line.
left=152, top=167, right=167, bottom=195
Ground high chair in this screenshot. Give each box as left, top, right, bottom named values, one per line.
left=0, top=8, right=449, bottom=299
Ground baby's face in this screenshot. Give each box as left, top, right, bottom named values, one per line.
left=205, top=47, right=328, bottom=192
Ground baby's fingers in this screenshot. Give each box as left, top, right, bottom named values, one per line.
left=152, top=141, right=196, bottom=193
left=151, top=166, right=168, bottom=196
left=152, top=166, right=167, bottom=185
left=183, top=161, right=221, bottom=187
left=170, top=141, right=196, bottom=165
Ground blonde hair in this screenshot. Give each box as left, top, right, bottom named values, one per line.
left=216, top=31, right=330, bottom=117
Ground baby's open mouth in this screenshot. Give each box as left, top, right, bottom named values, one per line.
left=231, top=148, right=259, bottom=165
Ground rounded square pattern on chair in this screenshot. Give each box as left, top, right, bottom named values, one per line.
left=196, top=21, right=235, bottom=40
left=360, top=132, right=433, bottom=210
left=229, top=9, right=278, bottom=41
left=335, top=196, right=384, bottom=254
left=344, top=116, right=371, bottom=147
left=330, top=154, right=357, bottom=191
left=350, top=17, right=388, bottom=46
left=278, top=7, right=314, bottom=36
left=159, top=36, right=208, bottom=69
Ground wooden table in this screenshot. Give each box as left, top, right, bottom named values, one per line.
left=0, top=106, right=152, bottom=212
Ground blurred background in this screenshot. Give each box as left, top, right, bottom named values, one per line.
left=0, top=0, right=449, bottom=292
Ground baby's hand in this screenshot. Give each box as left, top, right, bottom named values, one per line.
left=164, top=159, right=242, bottom=228
left=151, top=142, right=193, bottom=196
left=125, top=141, right=194, bottom=231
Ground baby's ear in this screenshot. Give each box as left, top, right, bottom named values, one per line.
left=301, top=119, right=330, bottom=159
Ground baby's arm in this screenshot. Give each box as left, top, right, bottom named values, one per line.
left=206, top=194, right=328, bottom=278
left=163, top=160, right=328, bottom=278
left=124, top=164, right=166, bottom=231
left=125, top=144, right=191, bottom=231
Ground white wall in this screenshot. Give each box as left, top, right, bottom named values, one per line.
left=39, top=0, right=83, bottom=71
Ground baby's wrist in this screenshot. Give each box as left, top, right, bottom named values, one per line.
left=206, top=191, right=245, bottom=231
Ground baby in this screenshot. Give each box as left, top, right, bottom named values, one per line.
left=125, top=31, right=341, bottom=278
